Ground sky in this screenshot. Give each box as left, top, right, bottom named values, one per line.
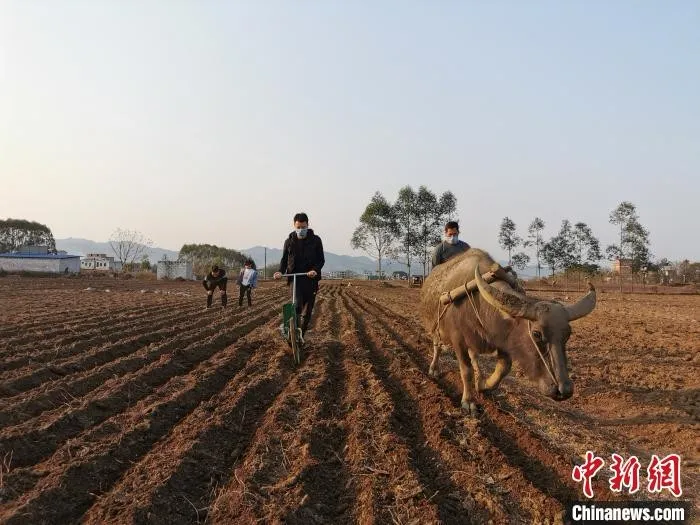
left=1, top=1, right=698, bottom=262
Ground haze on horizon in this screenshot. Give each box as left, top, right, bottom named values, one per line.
left=2, top=2, right=698, bottom=261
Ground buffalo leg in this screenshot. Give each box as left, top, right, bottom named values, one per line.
left=453, top=343, right=478, bottom=417
left=429, top=336, right=445, bottom=378
left=479, top=350, right=512, bottom=392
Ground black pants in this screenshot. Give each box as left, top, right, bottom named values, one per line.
left=238, top=284, right=252, bottom=306
left=203, top=278, right=228, bottom=306
left=292, top=278, right=318, bottom=332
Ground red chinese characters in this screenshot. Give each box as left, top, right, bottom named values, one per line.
left=574, top=452, right=683, bottom=498
left=572, top=451, right=606, bottom=498
left=609, top=453, right=641, bottom=494
left=647, top=454, right=682, bottom=497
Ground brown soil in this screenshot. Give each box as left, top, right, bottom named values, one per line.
left=0, top=277, right=697, bottom=524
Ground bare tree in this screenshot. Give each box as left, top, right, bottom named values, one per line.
left=109, top=229, right=153, bottom=271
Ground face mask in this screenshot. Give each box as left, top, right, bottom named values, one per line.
left=296, top=227, right=308, bottom=239
left=445, top=235, right=458, bottom=245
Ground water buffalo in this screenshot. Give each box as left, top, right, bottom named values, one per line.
left=420, top=249, right=596, bottom=416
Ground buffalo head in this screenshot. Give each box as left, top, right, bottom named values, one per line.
left=474, top=267, right=596, bottom=401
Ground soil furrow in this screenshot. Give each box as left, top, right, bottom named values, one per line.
left=209, top=292, right=355, bottom=524
left=0, top=338, right=266, bottom=523
left=0, top=309, right=277, bottom=469
left=0, top=294, right=285, bottom=423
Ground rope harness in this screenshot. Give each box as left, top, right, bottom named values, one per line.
left=527, top=320, right=559, bottom=386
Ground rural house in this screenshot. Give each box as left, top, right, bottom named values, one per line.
left=612, top=258, right=634, bottom=274
left=81, top=253, right=123, bottom=272
left=0, top=246, right=81, bottom=274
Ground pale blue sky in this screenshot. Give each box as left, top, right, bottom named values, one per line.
left=2, top=1, right=698, bottom=261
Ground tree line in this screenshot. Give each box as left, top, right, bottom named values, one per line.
left=498, top=201, right=653, bottom=278
left=352, top=195, right=676, bottom=281
left=178, top=243, right=248, bottom=277
left=351, top=186, right=457, bottom=278
left=0, top=219, right=56, bottom=253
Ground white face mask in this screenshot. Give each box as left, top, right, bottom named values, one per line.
left=296, top=227, right=308, bottom=239
left=445, top=234, right=459, bottom=245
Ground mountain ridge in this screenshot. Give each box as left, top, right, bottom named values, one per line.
left=55, top=238, right=543, bottom=276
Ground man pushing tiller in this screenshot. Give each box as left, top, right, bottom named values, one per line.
left=273, top=212, right=325, bottom=337
left=202, top=265, right=228, bottom=309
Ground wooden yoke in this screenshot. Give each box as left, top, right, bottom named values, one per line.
left=439, top=263, right=520, bottom=305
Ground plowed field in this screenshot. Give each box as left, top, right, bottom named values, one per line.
left=0, top=277, right=697, bottom=524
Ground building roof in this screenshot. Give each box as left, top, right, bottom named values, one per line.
left=0, top=253, right=80, bottom=259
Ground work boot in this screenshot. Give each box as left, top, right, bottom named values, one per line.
left=221, top=293, right=228, bottom=308
left=206, top=294, right=213, bottom=309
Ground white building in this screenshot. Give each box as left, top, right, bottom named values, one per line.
left=0, top=251, right=81, bottom=274
left=81, top=253, right=123, bottom=272
left=323, top=270, right=357, bottom=279
left=157, top=260, right=194, bottom=280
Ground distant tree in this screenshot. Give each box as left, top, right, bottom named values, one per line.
left=498, top=217, right=522, bottom=267
left=675, top=259, right=692, bottom=284
left=541, top=242, right=557, bottom=277
left=606, top=201, right=651, bottom=272
left=571, top=222, right=602, bottom=268
left=109, top=229, right=153, bottom=271
left=438, top=191, right=458, bottom=222
left=570, top=222, right=602, bottom=288
left=411, top=186, right=441, bottom=277
left=542, top=220, right=576, bottom=276
left=179, top=243, right=247, bottom=277
left=688, top=261, right=700, bottom=284
left=0, top=219, right=56, bottom=253
left=511, top=252, right=531, bottom=271
left=140, top=254, right=151, bottom=271
left=524, top=217, right=545, bottom=278
left=393, top=185, right=419, bottom=279
left=351, top=191, right=398, bottom=278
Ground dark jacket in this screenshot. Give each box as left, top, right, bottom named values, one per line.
left=204, top=269, right=226, bottom=283
left=278, top=229, right=325, bottom=283
left=431, top=240, right=470, bottom=268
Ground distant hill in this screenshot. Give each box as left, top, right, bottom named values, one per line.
left=240, top=246, right=408, bottom=274
left=55, top=239, right=408, bottom=274
left=56, top=238, right=563, bottom=277
left=55, top=238, right=179, bottom=263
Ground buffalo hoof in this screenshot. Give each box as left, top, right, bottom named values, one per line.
left=461, top=401, right=479, bottom=417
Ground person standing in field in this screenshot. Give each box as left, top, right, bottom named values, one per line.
left=237, top=259, right=258, bottom=307
left=273, top=212, right=325, bottom=337
left=202, top=264, right=228, bottom=309
left=432, top=221, right=470, bottom=269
